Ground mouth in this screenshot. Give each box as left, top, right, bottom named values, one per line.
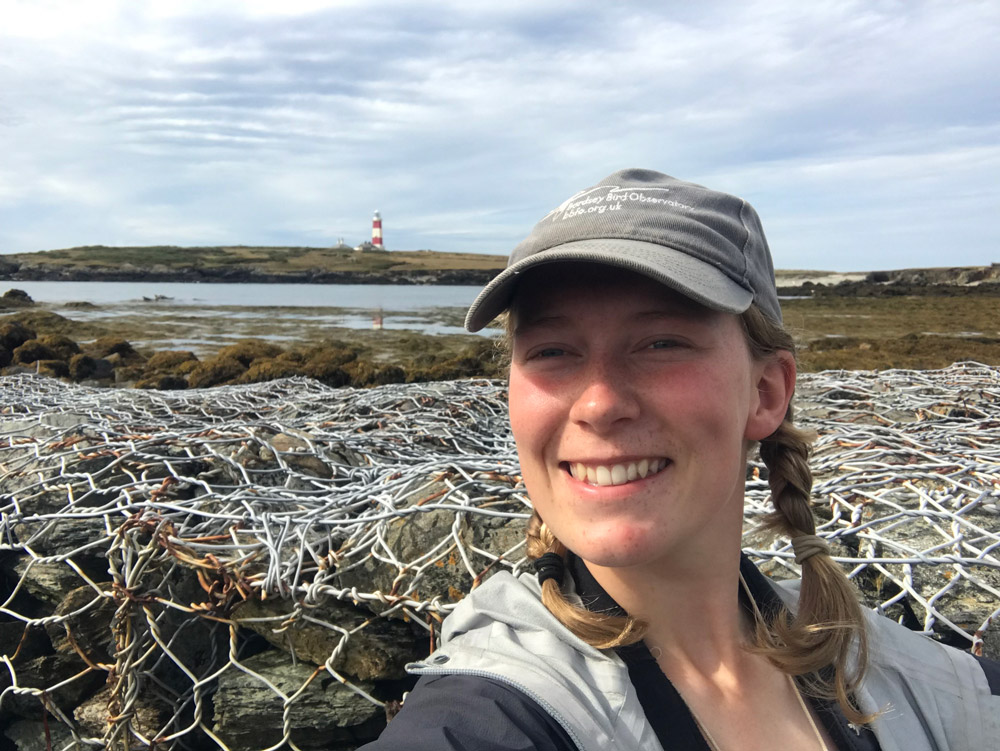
left=562, top=458, right=669, bottom=487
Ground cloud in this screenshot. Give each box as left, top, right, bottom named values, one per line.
left=0, top=0, right=997, bottom=268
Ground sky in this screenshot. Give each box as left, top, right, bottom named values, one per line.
left=1, top=0, right=997, bottom=271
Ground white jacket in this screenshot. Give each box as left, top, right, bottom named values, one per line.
left=408, top=571, right=1000, bottom=751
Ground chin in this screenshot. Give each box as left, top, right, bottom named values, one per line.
left=564, top=527, right=668, bottom=570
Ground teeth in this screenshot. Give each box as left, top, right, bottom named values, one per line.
left=569, top=458, right=667, bottom=486
left=610, top=464, right=628, bottom=485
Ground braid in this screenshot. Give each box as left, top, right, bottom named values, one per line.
left=525, top=512, right=643, bottom=649
left=743, top=307, right=872, bottom=725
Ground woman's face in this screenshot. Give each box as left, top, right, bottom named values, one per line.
left=508, top=264, right=789, bottom=570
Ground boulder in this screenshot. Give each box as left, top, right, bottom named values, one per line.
left=88, top=336, right=138, bottom=359
left=12, top=339, right=56, bottom=364
left=212, top=649, right=384, bottom=750
left=0, top=652, right=105, bottom=718
left=0, top=320, right=36, bottom=351
left=3, top=719, right=77, bottom=751
left=145, top=349, right=199, bottom=371
left=217, top=339, right=284, bottom=367
left=335, top=472, right=525, bottom=618
left=235, top=596, right=420, bottom=681
left=68, top=354, right=114, bottom=381
left=43, top=585, right=116, bottom=663
left=0, top=289, right=34, bottom=308
left=187, top=355, right=247, bottom=388
left=37, top=334, right=80, bottom=360
left=36, top=359, right=70, bottom=378
left=74, top=685, right=170, bottom=748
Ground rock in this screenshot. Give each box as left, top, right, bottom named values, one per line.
left=0, top=652, right=104, bottom=718
left=36, top=359, right=70, bottom=378
left=72, top=354, right=114, bottom=381
left=12, top=339, right=56, bottom=364
left=0, top=320, right=35, bottom=350
left=0, top=622, right=51, bottom=663
left=187, top=355, right=247, bottom=388
left=37, top=334, right=80, bottom=360
left=212, top=649, right=384, bottom=750
left=300, top=346, right=358, bottom=387
left=74, top=685, right=170, bottom=746
left=237, top=359, right=306, bottom=384
left=145, top=350, right=198, bottom=371
left=39, top=412, right=91, bottom=431
left=3, top=719, right=77, bottom=751
left=261, top=430, right=365, bottom=480
left=335, top=473, right=525, bottom=617
left=43, top=585, right=115, bottom=663
left=235, top=596, right=420, bottom=681
left=88, top=336, right=137, bottom=358
left=269, top=431, right=311, bottom=452
left=68, top=353, right=96, bottom=380
left=0, top=289, right=34, bottom=308
left=11, top=555, right=109, bottom=606
left=135, top=373, right=188, bottom=390
left=217, top=339, right=284, bottom=367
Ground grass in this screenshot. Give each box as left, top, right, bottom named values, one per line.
left=782, top=296, right=1000, bottom=371
left=6, top=245, right=508, bottom=275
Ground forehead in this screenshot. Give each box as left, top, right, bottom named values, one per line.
left=510, top=262, right=712, bottom=326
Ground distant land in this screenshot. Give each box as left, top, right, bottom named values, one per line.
left=0, top=245, right=998, bottom=293
left=0, top=245, right=508, bottom=285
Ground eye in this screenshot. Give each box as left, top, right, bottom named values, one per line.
left=647, top=338, right=683, bottom=350
left=532, top=346, right=567, bottom=358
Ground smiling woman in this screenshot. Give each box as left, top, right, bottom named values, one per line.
left=359, top=169, right=1000, bottom=751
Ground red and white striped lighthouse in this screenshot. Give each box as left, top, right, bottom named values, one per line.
left=371, top=210, right=383, bottom=249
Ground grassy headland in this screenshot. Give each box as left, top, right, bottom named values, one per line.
left=0, top=245, right=508, bottom=283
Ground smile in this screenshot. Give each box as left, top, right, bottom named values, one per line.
left=565, top=458, right=669, bottom=487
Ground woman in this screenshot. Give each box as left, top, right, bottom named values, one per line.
left=361, top=169, right=999, bottom=750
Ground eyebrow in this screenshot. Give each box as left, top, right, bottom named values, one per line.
left=512, top=313, right=568, bottom=336
left=513, top=307, right=704, bottom=336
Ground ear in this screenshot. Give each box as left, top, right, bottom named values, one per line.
left=745, top=351, right=796, bottom=441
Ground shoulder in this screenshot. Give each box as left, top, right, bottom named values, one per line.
left=405, top=571, right=662, bottom=751
left=358, top=673, right=576, bottom=751
left=858, top=608, right=1000, bottom=747
left=771, top=576, right=1000, bottom=747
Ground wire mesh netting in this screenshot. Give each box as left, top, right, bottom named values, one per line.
left=1, top=362, right=998, bottom=749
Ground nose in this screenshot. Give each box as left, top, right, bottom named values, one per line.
left=568, top=357, right=640, bottom=433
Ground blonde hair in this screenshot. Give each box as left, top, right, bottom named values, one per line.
left=513, top=303, right=872, bottom=725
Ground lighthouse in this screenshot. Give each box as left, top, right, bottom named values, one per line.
left=371, top=210, right=383, bottom=249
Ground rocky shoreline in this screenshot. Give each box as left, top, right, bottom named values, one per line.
left=1, top=366, right=998, bottom=749
left=4, top=285, right=1000, bottom=388
left=0, top=290, right=504, bottom=390
left=0, top=260, right=498, bottom=286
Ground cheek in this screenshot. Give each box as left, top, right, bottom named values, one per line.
left=508, top=371, right=566, bottom=493
left=508, top=370, right=556, bottom=449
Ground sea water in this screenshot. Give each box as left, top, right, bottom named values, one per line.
left=1, top=280, right=481, bottom=310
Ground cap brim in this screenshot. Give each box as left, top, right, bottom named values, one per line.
left=464, top=239, right=754, bottom=332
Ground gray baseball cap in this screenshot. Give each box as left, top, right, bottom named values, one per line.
left=465, top=168, right=781, bottom=331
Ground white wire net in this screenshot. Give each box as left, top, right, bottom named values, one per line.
left=1, top=361, right=998, bottom=750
